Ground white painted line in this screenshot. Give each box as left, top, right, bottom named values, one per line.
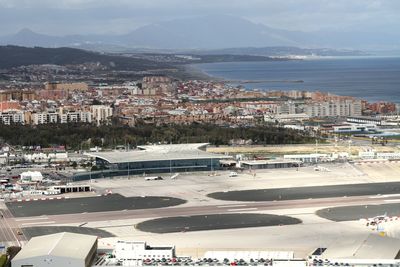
left=370, top=194, right=400, bottom=199
left=384, top=199, right=400, bottom=203
left=227, top=208, right=258, bottom=212
left=217, top=204, right=247, bottom=208
left=384, top=194, right=400, bottom=198
left=21, top=221, right=55, bottom=226
left=15, top=216, right=48, bottom=222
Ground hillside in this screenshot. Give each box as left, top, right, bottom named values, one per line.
left=0, top=45, right=170, bottom=70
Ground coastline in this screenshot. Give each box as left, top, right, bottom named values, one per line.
left=188, top=58, right=400, bottom=104
left=179, top=64, right=221, bottom=81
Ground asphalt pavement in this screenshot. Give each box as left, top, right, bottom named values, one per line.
left=6, top=194, right=186, bottom=217
left=136, top=213, right=302, bottom=233
left=22, top=226, right=115, bottom=239
left=208, top=182, right=400, bottom=202
left=316, top=203, right=400, bottom=222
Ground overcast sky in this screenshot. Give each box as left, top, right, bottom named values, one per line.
left=0, top=0, right=399, bottom=35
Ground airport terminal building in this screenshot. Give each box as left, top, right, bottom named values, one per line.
left=74, top=143, right=231, bottom=181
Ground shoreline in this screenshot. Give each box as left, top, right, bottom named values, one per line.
left=186, top=59, right=400, bottom=104
left=180, top=64, right=221, bottom=81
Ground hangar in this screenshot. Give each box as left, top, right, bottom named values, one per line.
left=320, top=234, right=400, bottom=265
left=239, top=159, right=301, bottom=170
left=74, top=143, right=231, bottom=181
left=12, top=232, right=97, bottom=267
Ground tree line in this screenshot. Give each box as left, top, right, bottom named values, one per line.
left=0, top=122, right=315, bottom=150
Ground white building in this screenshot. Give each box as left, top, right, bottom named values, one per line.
left=332, top=124, right=376, bottom=133
left=376, top=152, right=400, bottom=160
left=284, top=153, right=331, bottom=163
left=12, top=232, right=98, bottom=267
left=305, top=100, right=362, bottom=118
left=277, top=101, right=296, bottom=114
left=0, top=110, right=25, bottom=125
left=114, top=241, right=175, bottom=261
left=264, top=113, right=310, bottom=123
left=20, top=171, right=44, bottom=182
left=23, top=151, right=68, bottom=163
left=33, top=111, right=92, bottom=125
left=91, top=105, right=113, bottom=126
left=32, top=112, right=49, bottom=124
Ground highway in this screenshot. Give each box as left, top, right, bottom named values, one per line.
left=8, top=193, right=400, bottom=230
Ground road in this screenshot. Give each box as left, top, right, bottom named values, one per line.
left=0, top=208, right=26, bottom=246
left=7, top=193, right=400, bottom=232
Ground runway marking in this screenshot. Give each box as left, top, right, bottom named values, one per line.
left=217, top=204, right=247, bottom=208
left=227, top=208, right=258, bottom=212
left=15, top=216, right=48, bottom=222
left=21, top=221, right=55, bottom=226
left=384, top=199, right=400, bottom=203
left=370, top=194, right=400, bottom=199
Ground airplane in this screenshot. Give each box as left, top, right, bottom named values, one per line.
left=144, top=176, right=163, bottom=181
left=170, top=173, right=179, bottom=180
left=314, top=166, right=330, bottom=172
left=361, top=213, right=390, bottom=227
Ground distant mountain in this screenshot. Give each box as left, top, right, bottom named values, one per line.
left=0, top=15, right=398, bottom=51
left=119, top=15, right=300, bottom=49
left=0, top=45, right=169, bottom=70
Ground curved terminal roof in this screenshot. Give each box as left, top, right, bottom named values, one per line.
left=85, top=143, right=231, bottom=164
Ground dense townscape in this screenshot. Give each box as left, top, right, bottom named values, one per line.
left=1, top=2, right=400, bottom=266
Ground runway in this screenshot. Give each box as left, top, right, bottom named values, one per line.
left=8, top=193, right=400, bottom=231
left=208, top=182, right=400, bottom=202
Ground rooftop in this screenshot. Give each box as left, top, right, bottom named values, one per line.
left=13, top=232, right=97, bottom=261
left=322, top=234, right=400, bottom=260
left=85, top=143, right=231, bottom=164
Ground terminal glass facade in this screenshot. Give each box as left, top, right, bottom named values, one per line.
left=73, top=157, right=222, bottom=181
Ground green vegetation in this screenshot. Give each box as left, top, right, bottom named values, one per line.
left=6, top=246, right=21, bottom=264
left=0, top=255, right=6, bottom=267
left=0, top=45, right=170, bottom=70
left=0, top=123, right=315, bottom=150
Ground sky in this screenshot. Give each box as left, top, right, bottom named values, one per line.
left=0, top=0, right=399, bottom=36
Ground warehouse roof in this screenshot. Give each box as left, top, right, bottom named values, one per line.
left=322, top=234, right=400, bottom=259
left=12, top=232, right=97, bottom=261
left=240, top=159, right=301, bottom=165
left=85, top=143, right=231, bottom=164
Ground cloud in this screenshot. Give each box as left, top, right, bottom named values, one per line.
left=0, top=0, right=399, bottom=35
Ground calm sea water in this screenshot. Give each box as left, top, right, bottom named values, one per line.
left=194, top=57, right=400, bottom=103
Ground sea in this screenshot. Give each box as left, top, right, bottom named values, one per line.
left=194, top=57, right=400, bottom=104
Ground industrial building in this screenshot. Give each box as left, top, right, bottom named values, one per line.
left=114, top=240, right=175, bottom=261
left=74, top=143, right=230, bottom=181
left=283, top=153, right=331, bottom=163
left=12, top=232, right=97, bottom=267
left=239, top=159, right=301, bottom=170
left=320, top=234, right=400, bottom=265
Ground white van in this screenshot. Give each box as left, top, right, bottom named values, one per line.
left=229, top=171, right=238, bottom=177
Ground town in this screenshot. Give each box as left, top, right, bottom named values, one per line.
left=0, top=77, right=397, bottom=129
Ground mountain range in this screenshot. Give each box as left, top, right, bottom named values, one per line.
left=0, top=15, right=398, bottom=51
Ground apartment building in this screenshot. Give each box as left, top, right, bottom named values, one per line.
left=91, top=105, right=113, bottom=126
left=305, top=100, right=362, bottom=117
left=0, top=110, right=25, bottom=125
